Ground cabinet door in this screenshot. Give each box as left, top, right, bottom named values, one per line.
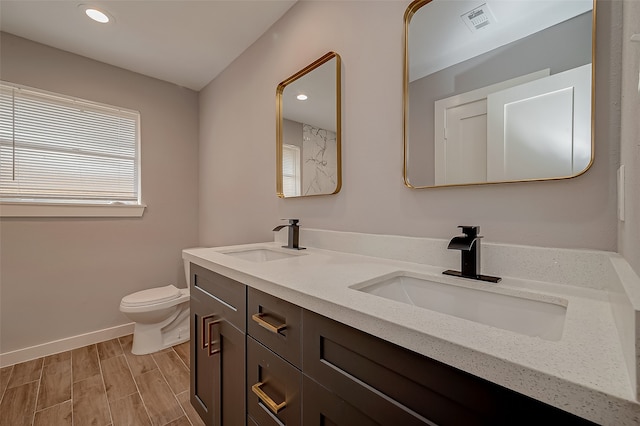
left=190, top=294, right=218, bottom=426
left=247, top=337, right=301, bottom=426
left=191, top=295, right=246, bottom=426
left=190, top=265, right=247, bottom=426
left=302, top=375, right=380, bottom=426
left=219, top=319, right=246, bottom=426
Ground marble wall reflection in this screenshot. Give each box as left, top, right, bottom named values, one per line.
left=302, top=124, right=337, bottom=195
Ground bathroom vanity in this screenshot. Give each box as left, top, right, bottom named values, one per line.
left=185, top=229, right=640, bottom=425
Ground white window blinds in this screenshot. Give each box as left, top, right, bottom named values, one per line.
left=0, top=82, right=140, bottom=204
left=282, top=144, right=300, bottom=197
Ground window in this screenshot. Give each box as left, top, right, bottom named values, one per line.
left=282, top=144, right=301, bottom=197
left=0, top=82, right=144, bottom=217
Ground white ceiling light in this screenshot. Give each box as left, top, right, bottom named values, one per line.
left=79, top=5, right=112, bottom=24
left=296, top=94, right=308, bottom=101
left=86, top=8, right=109, bottom=23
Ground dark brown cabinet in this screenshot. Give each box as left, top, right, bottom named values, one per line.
left=302, top=310, right=597, bottom=426
left=188, top=266, right=596, bottom=426
left=190, top=264, right=246, bottom=426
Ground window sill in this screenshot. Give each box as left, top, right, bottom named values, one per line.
left=0, top=202, right=146, bottom=218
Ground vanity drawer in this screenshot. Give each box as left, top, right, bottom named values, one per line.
left=302, top=310, right=596, bottom=426
left=303, top=310, right=465, bottom=425
left=191, top=264, right=246, bottom=331
left=248, top=287, right=302, bottom=368
left=302, top=375, right=379, bottom=426
left=247, top=336, right=301, bottom=426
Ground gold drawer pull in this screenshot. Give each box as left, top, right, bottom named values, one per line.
left=251, top=382, right=286, bottom=414
left=252, top=313, right=287, bottom=334
left=201, top=314, right=215, bottom=350
left=208, top=318, right=221, bottom=356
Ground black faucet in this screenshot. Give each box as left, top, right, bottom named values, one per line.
left=443, top=226, right=501, bottom=283
left=273, top=219, right=306, bottom=250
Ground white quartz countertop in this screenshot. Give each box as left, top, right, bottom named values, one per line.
left=183, top=241, right=640, bottom=425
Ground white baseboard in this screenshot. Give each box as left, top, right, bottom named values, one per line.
left=0, top=323, right=135, bottom=368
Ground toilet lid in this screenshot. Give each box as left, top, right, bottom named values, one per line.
left=121, top=285, right=182, bottom=307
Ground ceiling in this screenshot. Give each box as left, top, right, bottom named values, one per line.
left=409, top=0, right=593, bottom=82
left=282, top=55, right=338, bottom=132
left=0, top=0, right=297, bottom=91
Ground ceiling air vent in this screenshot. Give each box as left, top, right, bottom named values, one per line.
left=461, top=3, right=497, bottom=33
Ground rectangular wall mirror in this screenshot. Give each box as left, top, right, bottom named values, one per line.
left=276, top=52, right=342, bottom=198
left=403, top=0, right=595, bottom=188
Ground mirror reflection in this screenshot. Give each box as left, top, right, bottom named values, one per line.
left=403, top=0, right=594, bottom=188
left=276, top=52, right=341, bottom=198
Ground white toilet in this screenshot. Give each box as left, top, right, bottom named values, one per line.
left=119, top=261, right=191, bottom=355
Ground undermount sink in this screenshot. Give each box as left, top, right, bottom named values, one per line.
left=221, top=248, right=303, bottom=262
left=352, top=273, right=566, bottom=341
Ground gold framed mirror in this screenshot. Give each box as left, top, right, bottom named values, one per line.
left=276, top=52, right=342, bottom=198
left=403, top=0, right=595, bottom=188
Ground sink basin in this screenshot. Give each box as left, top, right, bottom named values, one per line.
left=352, top=273, right=566, bottom=341
left=221, top=248, right=302, bottom=262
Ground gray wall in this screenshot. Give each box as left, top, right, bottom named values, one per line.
left=619, top=0, right=640, bottom=277
left=408, top=11, right=593, bottom=186
left=0, top=33, right=200, bottom=353
left=199, top=0, right=621, bottom=251
left=0, top=0, right=632, bottom=355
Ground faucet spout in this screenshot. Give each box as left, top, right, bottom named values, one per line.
left=447, top=235, right=479, bottom=251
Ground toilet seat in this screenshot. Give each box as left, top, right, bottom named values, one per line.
left=119, top=262, right=191, bottom=354
left=121, top=285, right=182, bottom=308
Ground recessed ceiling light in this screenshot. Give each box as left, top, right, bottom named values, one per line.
left=296, top=94, right=308, bottom=101
left=78, top=5, right=113, bottom=24
left=85, top=8, right=109, bottom=23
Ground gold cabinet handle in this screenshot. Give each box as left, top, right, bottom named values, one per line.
left=201, top=314, right=215, bottom=350
left=251, top=382, right=286, bottom=414
left=251, top=313, right=286, bottom=334
left=208, top=318, right=221, bottom=356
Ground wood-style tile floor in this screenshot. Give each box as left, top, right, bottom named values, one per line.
left=0, top=336, right=205, bottom=426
